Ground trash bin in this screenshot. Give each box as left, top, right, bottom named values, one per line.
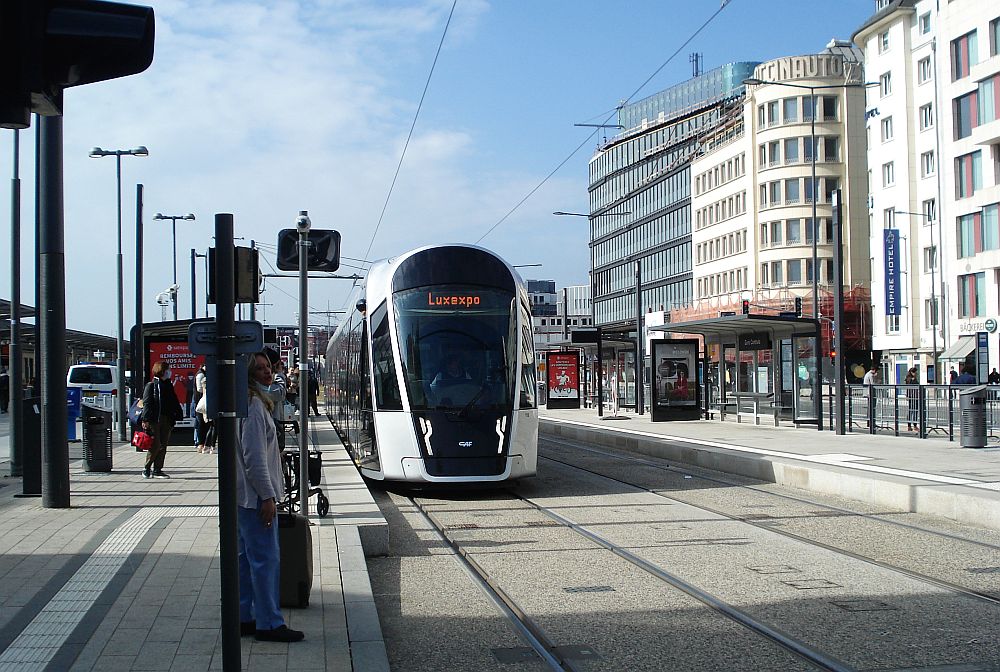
left=21, top=397, right=42, bottom=495
left=959, top=384, right=988, bottom=449
left=81, top=403, right=114, bottom=472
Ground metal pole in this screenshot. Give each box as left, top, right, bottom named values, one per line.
left=635, top=260, right=644, bottom=415
left=214, top=213, right=241, bottom=670
left=190, top=248, right=197, bottom=319
left=810, top=88, right=821, bottom=431
left=833, top=189, right=846, bottom=435
left=171, top=218, right=178, bottom=321
left=38, top=115, right=69, bottom=508
left=134, top=184, right=144, bottom=399
left=250, top=240, right=256, bottom=321
left=297, top=213, right=310, bottom=516
left=597, top=327, right=603, bottom=417
left=930, top=217, right=938, bottom=383
left=115, top=154, right=126, bottom=441
left=562, top=288, right=568, bottom=340
left=10, top=129, right=23, bottom=477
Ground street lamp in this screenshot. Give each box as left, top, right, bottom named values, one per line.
left=554, top=210, right=633, bottom=416
left=89, top=145, right=148, bottom=441
left=153, top=213, right=196, bottom=320
left=896, top=209, right=940, bottom=383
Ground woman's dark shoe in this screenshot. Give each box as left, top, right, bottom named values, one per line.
left=240, top=621, right=256, bottom=636
left=255, top=625, right=304, bottom=643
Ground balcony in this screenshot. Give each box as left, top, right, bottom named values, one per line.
left=972, top=118, right=1000, bottom=148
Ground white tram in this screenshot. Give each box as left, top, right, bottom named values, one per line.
left=326, top=244, right=538, bottom=483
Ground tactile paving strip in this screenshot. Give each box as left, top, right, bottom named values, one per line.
left=0, top=506, right=219, bottom=672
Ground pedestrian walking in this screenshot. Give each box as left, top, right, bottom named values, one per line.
left=263, top=348, right=288, bottom=450
left=955, top=366, right=976, bottom=385
left=0, top=367, right=9, bottom=413
left=140, top=360, right=183, bottom=479
left=949, top=367, right=958, bottom=384
left=237, top=351, right=304, bottom=643
left=905, top=367, right=920, bottom=432
left=194, top=365, right=207, bottom=452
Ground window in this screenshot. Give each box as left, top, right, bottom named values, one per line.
left=954, top=91, right=978, bottom=139
left=919, top=12, right=931, bottom=35
left=959, top=272, right=985, bottom=318
left=919, top=103, right=934, bottom=130
left=879, top=30, right=890, bottom=53
left=925, top=298, right=939, bottom=329
left=822, top=95, right=838, bottom=121
left=802, top=95, right=815, bottom=121
left=958, top=212, right=982, bottom=257
left=955, top=151, right=982, bottom=198
left=921, top=150, right=935, bottom=178
left=881, top=116, right=894, bottom=142
left=923, top=246, right=937, bottom=273
left=771, top=261, right=783, bottom=284
left=370, top=301, right=402, bottom=410
left=770, top=221, right=782, bottom=246
left=784, top=138, right=799, bottom=164
left=880, top=72, right=892, bottom=97
left=783, top=97, right=798, bottom=123
left=978, top=75, right=999, bottom=124
left=923, top=198, right=936, bottom=222
left=766, top=100, right=779, bottom=126
left=993, top=17, right=1000, bottom=56
left=823, top=136, right=839, bottom=162
left=917, top=57, right=932, bottom=84
left=768, top=140, right=781, bottom=166
left=882, top=161, right=895, bottom=187
left=768, top=181, right=781, bottom=204
left=785, top=179, right=800, bottom=203
left=886, top=315, right=900, bottom=334
left=951, top=30, right=978, bottom=80
left=884, top=209, right=895, bottom=229
left=788, top=259, right=802, bottom=285
left=786, top=218, right=801, bottom=244
left=985, top=204, right=1000, bottom=252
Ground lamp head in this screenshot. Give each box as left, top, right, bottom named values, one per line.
left=742, top=78, right=764, bottom=86
left=295, top=210, right=311, bottom=233
left=89, top=147, right=105, bottom=158
left=131, top=146, right=149, bottom=157
left=184, top=214, right=196, bottom=220
left=153, top=213, right=164, bottom=220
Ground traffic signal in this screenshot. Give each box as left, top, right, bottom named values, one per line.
left=0, top=0, right=155, bottom=129
left=794, top=297, right=802, bottom=316
left=277, top=229, right=342, bottom=272
left=741, top=299, right=750, bottom=315
left=830, top=348, right=837, bottom=365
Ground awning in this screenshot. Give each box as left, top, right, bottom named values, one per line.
left=937, top=336, right=975, bottom=361
left=650, top=313, right=819, bottom=340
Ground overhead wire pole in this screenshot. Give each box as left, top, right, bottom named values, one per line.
left=9, top=129, right=23, bottom=477
left=297, top=211, right=311, bottom=516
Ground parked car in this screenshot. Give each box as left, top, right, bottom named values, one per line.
left=66, top=364, right=118, bottom=404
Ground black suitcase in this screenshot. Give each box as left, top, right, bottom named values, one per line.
left=277, top=512, right=313, bottom=608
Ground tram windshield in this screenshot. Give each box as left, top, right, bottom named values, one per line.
left=394, top=286, right=516, bottom=412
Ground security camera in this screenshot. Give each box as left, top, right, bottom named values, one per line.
left=295, top=210, right=311, bottom=233
left=169, top=284, right=180, bottom=292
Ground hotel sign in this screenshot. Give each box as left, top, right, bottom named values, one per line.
left=752, top=55, right=852, bottom=84
left=884, top=229, right=900, bottom=317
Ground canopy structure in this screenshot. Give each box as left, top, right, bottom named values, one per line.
left=937, top=336, right=975, bottom=362
left=650, top=313, right=823, bottom=428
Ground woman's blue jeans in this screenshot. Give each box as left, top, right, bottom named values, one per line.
left=237, top=501, right=284, bottom=630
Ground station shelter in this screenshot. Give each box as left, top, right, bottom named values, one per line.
left=650, top=314, right=823, bottom=428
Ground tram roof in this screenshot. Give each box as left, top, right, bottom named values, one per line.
left=650, top=313, right=819, bottom=340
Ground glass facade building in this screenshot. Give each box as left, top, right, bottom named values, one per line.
left=589, top=62, right=759, bottom=328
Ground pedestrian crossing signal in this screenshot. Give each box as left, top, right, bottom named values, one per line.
left=741, top=299, right=750, bottom=315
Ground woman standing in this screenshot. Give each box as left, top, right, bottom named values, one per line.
left=905, top=367, right=920, bottom=432
left=140, top=361, right=183, bottom=479
left=236, top=352, right=304, bottom=643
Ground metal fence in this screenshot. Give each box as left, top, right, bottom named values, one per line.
left=821, top=384, right=1000, bottom=442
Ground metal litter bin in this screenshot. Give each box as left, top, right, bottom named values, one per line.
left=959, top=384, right=988, bottom=449
left=82, top=403, right=113, bottom=472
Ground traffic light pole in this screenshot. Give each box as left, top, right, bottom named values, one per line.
left=833, top=190, right=846, bottom=435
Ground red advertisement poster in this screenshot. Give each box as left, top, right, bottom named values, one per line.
left=147, top=340, right=205, bottom=420
left=547, top=352, right=579, bottom=400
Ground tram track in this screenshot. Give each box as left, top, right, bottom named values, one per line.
left=539, top=433, right=1000, bottom=553
left=409, top=491, right=855, bottom=672
left=538, top=435, right=1000, bottom=608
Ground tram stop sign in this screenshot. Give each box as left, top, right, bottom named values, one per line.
left=188, top=320, right=263, bottom=418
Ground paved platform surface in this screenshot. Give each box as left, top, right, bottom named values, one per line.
left=0, top=412, right=389, bottom=671
left=541, top=406, right=1000, bottom=531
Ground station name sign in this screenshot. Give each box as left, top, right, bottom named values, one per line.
left=738, top=333, right=772, bottom=351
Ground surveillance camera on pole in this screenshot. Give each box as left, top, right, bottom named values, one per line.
left=296, top=211, right=311, bottom=515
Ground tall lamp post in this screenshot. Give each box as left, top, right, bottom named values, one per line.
left=554, top=210, right=632, bottom=415
left=153, top=213, right=195, bottom=320
left=896, top=209, right=940, bottom=383
left=89, top=145, right=148, bottom=441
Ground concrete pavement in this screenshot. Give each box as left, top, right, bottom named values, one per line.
left=0, top=412, right=389, bottom=671
left=540, top=406, right=1000, bottom=531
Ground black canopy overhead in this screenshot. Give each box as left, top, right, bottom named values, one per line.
left=650, top=313, right=819, bottom=340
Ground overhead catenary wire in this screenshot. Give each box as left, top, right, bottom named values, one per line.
left=359, top=0, right=457, bottom=264
left=474, top=0, right=735, bottom=244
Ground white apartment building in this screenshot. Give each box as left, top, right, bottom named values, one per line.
left=855, top=0, right=1000, bottom=382
left=531, top=284, right=592, bottom=350
left=689, top=49, right=871, bottom=330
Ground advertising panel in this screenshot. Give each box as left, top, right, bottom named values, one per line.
left=651, top=339, right=701, bottom=421
left=147, top=339, right=206, bottom=424
left=546, top=351, right=580, bottom=410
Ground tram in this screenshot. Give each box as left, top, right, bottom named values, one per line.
left=326, top=244, right=538, bottom=483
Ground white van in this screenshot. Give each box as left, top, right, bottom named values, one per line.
left=66, top=364, right=118, bottom=404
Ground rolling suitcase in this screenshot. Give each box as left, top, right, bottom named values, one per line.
left=277, top=511, right=313, bottom=608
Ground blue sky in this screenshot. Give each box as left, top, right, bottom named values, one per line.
left=0, top=0, right=875, bottom=335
